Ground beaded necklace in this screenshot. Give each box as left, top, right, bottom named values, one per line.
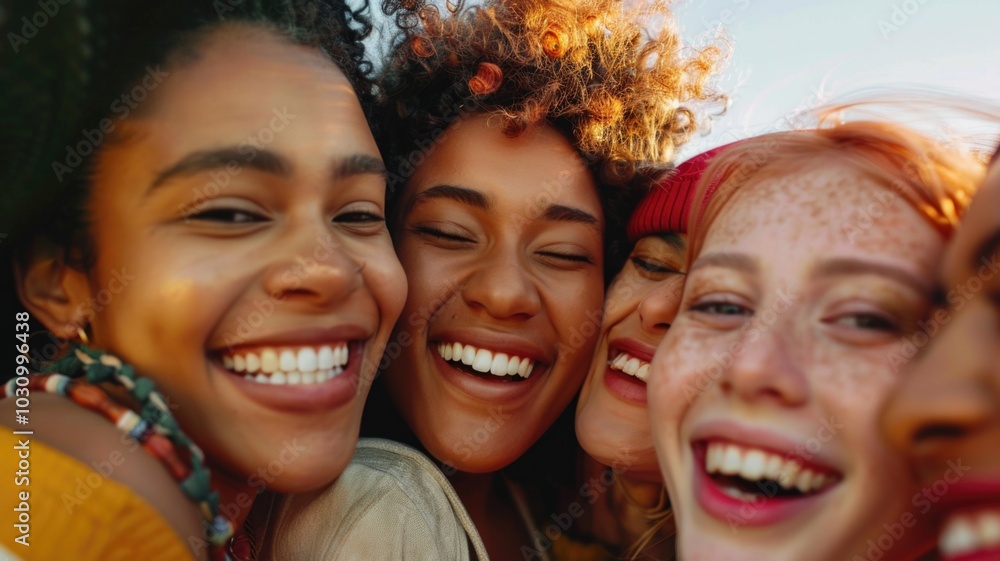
left=1, top=345, right=235, bottom=561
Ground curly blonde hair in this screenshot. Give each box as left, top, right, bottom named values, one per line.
left=378, top=0, right=728, bottom=191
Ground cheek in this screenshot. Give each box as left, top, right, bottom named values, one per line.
left=366, top=253, right=407, bottom=324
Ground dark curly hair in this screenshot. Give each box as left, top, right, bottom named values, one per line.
left=376, top=0, right=728, bottom=278
left=0, top=0, right=378, bottom=264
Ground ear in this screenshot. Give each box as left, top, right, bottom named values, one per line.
left=14, top=241, right=93, bottom=340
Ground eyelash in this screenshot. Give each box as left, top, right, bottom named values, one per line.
left=690, top=300, right=752, bottom=317
left=413, top=226, right=593, bottom=264
left=832, top=312, right=900, bottom=332
left=334, top=211, right=385, bottom=224
left=632, top=256, right=682, bottom=276
left=412, top=225, right=473, bottom=243
left=188, top=208, right=265, bottom=224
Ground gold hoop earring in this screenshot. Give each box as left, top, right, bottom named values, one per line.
left=76, top=325, right=90, bottom=345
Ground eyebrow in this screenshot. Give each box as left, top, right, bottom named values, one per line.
left=150, top=147, right=288, bottom=191
left=406, top=184, right=493, bottom=214
left=334, top=154, right=386, bottom=181
left=814, top=257, right=929, bottom=294
left=541, top=204, right=601, bottom=231
left=689, top=251, right=758, bottom=274
left=972, top=228, right=1000, bottom=271
left=655, top=232, right=687, bottom=251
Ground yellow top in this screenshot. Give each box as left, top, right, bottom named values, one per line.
left=0, top=431, right=194, bottom=560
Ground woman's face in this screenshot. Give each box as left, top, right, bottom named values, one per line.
left=576, top=233, right=686, bottom=478
left=648, top=163, right=943, bottom=561
left=881, top=162, right=1000, bottom=561
left=63, top=28, right=406, bottom=492
left=384, top=113, right=605, bottom=473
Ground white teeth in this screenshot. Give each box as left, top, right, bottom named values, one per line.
left=261, top=349, right=278, bottom=373
left=245, top=353, right=261, bottom=373
left=609, top=352, right=651, bottom=383
left=740, top=450, right=766, bottom=481
left=318, top=346, right=334, bottom=370
left=297, top=348, right=317, bottom=373
left=940, top=510, right=1000, bottom=557
left=436, top=341, right=538, bottom=379
left=703, top=441, right=835, bottom=494
left=721, top=445, right=742, bottom=475
left=472, top=349, right=492, bottom=373
left=490, top=353, right=509, bottom=376
left=461, top=345, right=476, bottom=365
left=221, top=344, right=350, bottom=384
left=279, top=350, right=296, bottom=372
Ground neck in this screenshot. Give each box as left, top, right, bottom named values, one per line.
left=616, top=471, right=663, bottom=510
left=448, top=470, right=498, bottom=520
left=209, top=463, right=258, bottom=532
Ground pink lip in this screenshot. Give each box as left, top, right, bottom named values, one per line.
left=936, top=480, right=1000, bottom=511
left=943, top=548, right=1000, bottom=561
left=215, top=340, right=365, bottom=413
left=603, top=367, right=648, bottom=404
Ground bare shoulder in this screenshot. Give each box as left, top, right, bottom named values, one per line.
left=0, top=392, right=206, bottom=559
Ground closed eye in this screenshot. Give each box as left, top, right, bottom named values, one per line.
left=632, top=256, right=683, bottom=276
left=411, top=225, right=475, bottom=243
left=538, top=251, right=593, bottom=265
left=334, top=211, right=385, bottom=224
left=188, top=208, right=266, bottom=224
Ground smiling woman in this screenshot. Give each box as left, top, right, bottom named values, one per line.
left=362, top=0, right=727, bottom=558
left=0, top=1, right=408, bottom=560
left=647, top=121, right=985, bottom=561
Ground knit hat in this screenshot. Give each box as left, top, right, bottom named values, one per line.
left=626, top=142, right=738, bottom=241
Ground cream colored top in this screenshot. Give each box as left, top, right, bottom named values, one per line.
left=261, top=438, right=488, bottom=561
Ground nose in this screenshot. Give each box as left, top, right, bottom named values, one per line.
left=638, top=275, right=685, bottom=333
left=882, top=305, right=994, bottom=458
left=461, top=257, right=542, bottom=320
left=720, top=319, right=809, bottom=407
left=261, top=227, right=363, bottom=309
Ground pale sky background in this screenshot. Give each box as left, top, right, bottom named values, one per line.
left=366, top=0, right=1000, bottom=161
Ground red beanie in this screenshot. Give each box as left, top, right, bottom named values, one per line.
left=626, top=142, right=738, bottom=241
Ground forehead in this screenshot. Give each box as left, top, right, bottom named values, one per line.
left=140, top=27, right=369, bottom=142
left=704, top=164, right=941, bottom=274
left=942, top=163, right=1000, bottom=277
left=406, top=114, right=600, bottom=212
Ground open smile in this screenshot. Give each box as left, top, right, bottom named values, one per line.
left=602, top=339, right=655, bottom=404
left=692, top=438, right=842, bottom=527
left=436, top=340, right=536, bottom=381
left=219, top=343, right=350, bottom=385
left=936, top=481, right=1000, bottom=561
left=209, top=337, right=367, bottom=413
